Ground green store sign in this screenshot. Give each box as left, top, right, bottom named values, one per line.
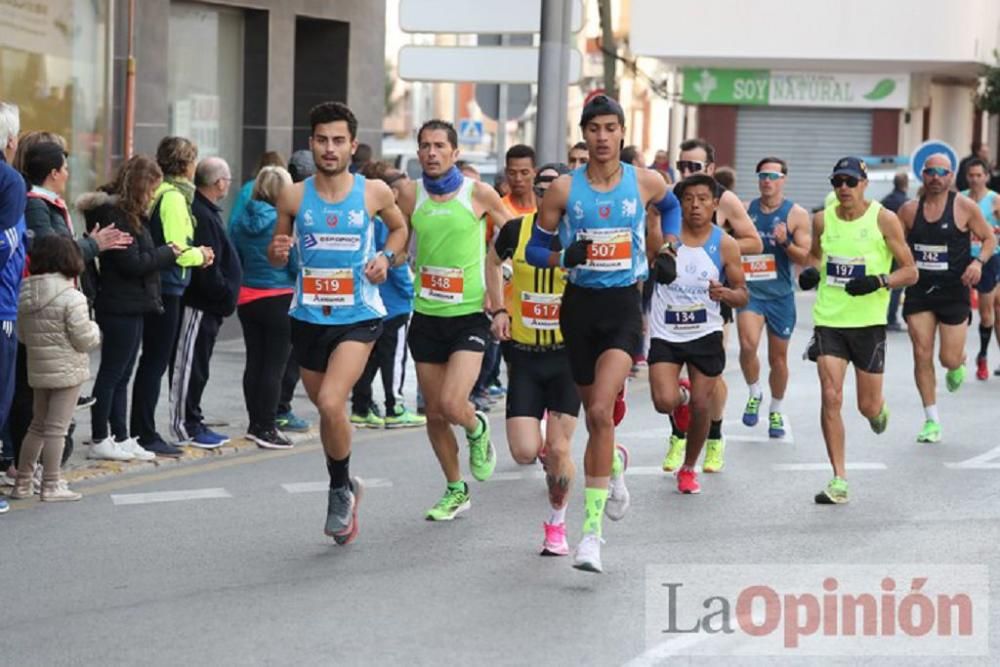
left=681, top=68, right=909, bottom=109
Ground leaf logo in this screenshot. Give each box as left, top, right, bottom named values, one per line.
left=693, top=69, right=718, bottom=102
left=863, top=78, right=896, bottom=101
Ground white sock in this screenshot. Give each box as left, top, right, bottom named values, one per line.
left=549, top=505, right=567, bottom=525
left=770, top=398, right=783, bottom=414
left=924, top=405, right=939, bottom=422
left=748, top=382, right=762, bottom=398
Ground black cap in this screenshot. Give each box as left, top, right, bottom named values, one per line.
left=831, top=156, right=868, bottom=180
left=534, top=162, right=571, bottom=185
left=579, top=95, right=625, bottom=128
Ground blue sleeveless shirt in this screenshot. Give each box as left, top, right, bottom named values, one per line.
left=745, top=198, right=795, bottom=299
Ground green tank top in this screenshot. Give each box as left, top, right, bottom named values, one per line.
left=412, top=178, right=486, bottom=316
left=813, top=200, right=892, bottom=328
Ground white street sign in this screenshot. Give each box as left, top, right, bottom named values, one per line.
left=398, top=45, right=582, bottom=84
left=400, top=0, right=583, bottom=34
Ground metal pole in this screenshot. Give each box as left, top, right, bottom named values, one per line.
left=556, top=0, right=571, bottom=158
left=496, top=34, right=509, bottom=173
left=536, top=0, right=567, bottom=166
left=123, top=0, right=137, bottom=158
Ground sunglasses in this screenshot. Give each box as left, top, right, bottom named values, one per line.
left=830, top=175, right=860, bottom=189
left=676, top=160, right=706, bottom=173
left=922, top=166, right=951, bottom=177
left=757, top=171, right=783, bottom=181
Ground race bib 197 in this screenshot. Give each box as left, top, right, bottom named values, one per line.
left=825, top=256, right=865, bottom=287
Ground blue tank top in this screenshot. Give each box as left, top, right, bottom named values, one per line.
left=744, top=198, right=795, bottom=299
left=963, top=189, right=1000, bottom=258
left=560, top=162, right=647, bottom=288
left=290, top=174, right=385, bottom=325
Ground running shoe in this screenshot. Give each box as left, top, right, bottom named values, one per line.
left=425, top=483, right=471, bottom=521
left=945, top=365, right=966, bottom=393
left=672, top=379, right=691, bottom=433
left=613, top=387, right=627, bottom=426
left=190, top=429, right=229, bottom=449
left=702, top=438, right=725, bottom=473
left=662, top=435, right=686, bottom=472
left=742, top=394, right=763, bottom=427
left=383, top=404, right=427, bottom=429
left=141, top=438, right=184, bottom=459
left=916, top=419, right=942, bottom=444
left=768, top=412, right=786, bottom=439
left=75, top=395, right=96, bottom=411
left=676, top=467, right=701, bottom=494
left=868, top=403, right=889, bottom=435
left=0, top=498, right=8, bottom=514
left=468, top=411, right=496, bottom=481
left=605, top=444, right=630, bottom=521
left=246, top=426, right=293, bottom=450
left=276, top=411, right=311, bottom=433
left=814, top=477, right=849, bottom=505
left=118, top=437, right=156, bottom=462
left=350, top=409, right=385, bottom=429
left=88, top=437, right=135, bottom=462
left=486, top=384, right=506, bottom=398
left=541, top=522, right=569, bottom=556
left=325, top=477, right=364, bottom=545
left=976, top=354, right=989, bottom=381
left=572, top=533, right=604, bottom=573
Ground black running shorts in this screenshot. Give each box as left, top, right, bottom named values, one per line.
left=290, top=318, right=382, bottom=372
left=648, top=332, right=726, bottom=377
left=559, top=282, right=643, bottom=386
left=806, top=325, right=887, bottom=374
left=902, top=284, right=970, bottom=326
left=502, top=344, right=581, bottom=419
left=408, top=311, right=491, bottom=364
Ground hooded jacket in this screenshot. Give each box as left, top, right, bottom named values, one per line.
left=0, top=153, right=27, bottom=321
left=16, top=272, right=101, bottom=388
left=149, top=178, right=205, bottom=296
left=229, top=198, right=297, bottom=289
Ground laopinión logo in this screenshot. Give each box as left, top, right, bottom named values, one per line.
left=644, top=565, right=988, bottom=656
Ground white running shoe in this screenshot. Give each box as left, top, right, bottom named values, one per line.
left=605, top=444, right=631, bottom=521
left=118, top=437, right=156, bottom=462
left=88, top=437, right=135, bottom=462
left=572, top=533, right=605, bottom=573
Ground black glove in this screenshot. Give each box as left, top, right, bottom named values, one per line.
left=653, top=252, right=677, bottom=285
left=845, top=275, right=883, bottom=296
left=798, top=266, right=820, bottom=290
left=562, top=239, right=592, bottom=268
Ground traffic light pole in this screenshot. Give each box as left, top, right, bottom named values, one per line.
left=536, top=0, right=571, bottom=166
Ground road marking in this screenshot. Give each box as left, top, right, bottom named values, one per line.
left=281, top=479, right=394, bottom=493
left=111, top=487, right=232, bottom=506
left=944, top=444, right=1000, bottom=469
left=623, top=633, right=715, bottom=665
left=726, top=434, right=792, bottom=444
left=771, top=462, right=887, bottom=471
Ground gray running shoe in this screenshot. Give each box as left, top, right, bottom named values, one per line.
left=324, top=477, right=364, bottom=545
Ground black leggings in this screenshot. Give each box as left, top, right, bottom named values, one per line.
left=352, top=314, right=409, bottom=414
left=130, top=294, right=182, bottom=445
left=91, top=312, right=143, bottom=441
left=238, top=293, right=293, bottom=430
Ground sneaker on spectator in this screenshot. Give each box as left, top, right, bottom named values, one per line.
left=190, top=429, right=230, bottom=449
left=247, top=425, right=293, bottom=450
left=89, top=437, right=136, bottom=462
left=141, top=438, right=185, bottom=459
left=75, top=395, right=96, bottom=411
left=276, top=411, right=311, bottom=433
left=0, top=498, right=8, bottom=514
left=118, top=437, right=156, bottom=462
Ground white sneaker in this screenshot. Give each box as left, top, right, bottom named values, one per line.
left=41, top=479, right=82, bottom=502
left=605, top=444, right=631, bottom=521
left=88, top=437, right=135, bottom=462
left=32, top=465, right=42, bottom=495
left=572, top=533, right=605, bottom=573
left=118, top=437, right=156, bottom=462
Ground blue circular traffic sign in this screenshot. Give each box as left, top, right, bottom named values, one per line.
left=910, top=140, right=958, bottom=181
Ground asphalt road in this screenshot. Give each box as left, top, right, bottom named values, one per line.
left=3, top=293, right=999, bottom=665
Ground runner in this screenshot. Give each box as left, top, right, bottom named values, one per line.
left=567, top=141, right=589, bottom=170
left=525, top=95, right=681, bottom=572
left=395, top=119, right=513, bottom=521
left=961, top=157, right=1000, bottom=379
left=798, top=157, right=917, bottom=504
left=268, top=102, right=407, bottom=544
left=737, top=157, right=812, bottom=439
left=488, top=163, right=587, bottom=556
left=897, top=154, right=994, bottom=443
left=649, top=173, right=748, bottom=495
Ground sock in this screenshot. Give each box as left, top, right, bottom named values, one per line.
left=549, top=505, right=567, bottom=525
left=465, top=413, right=485, bottom=438
left=326, top=454, right=350, bottom=489
left=708, top=419, right=723, bottom=440
left=924, top=405, right=939, bottom=422
left=770, top=398, right=783, bottom=414
left=669, top=416, right=685, bottom=439
left=747, top=381, right=762, bottom=398
left=611, top=447, right=624, bottom=477
left=582, top=487, right=608, bottom=536
left=980, top=326, right=992, bottom=358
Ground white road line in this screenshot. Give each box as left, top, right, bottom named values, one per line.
left=771, top=462, right=887, bottom=471
left=111, top=488, right=232, bottom=506
left=944, top=444, right=1000, bottom=469
left=622, top=633, right=715, bottom=666
left=281, top=478, right=394, bottom=494
left=726, top=434, right=793, bottom=444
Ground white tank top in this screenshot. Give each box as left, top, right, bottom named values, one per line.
left=650, top=226, right=726, bottom=343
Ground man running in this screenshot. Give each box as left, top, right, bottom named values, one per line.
left=567, top=141, right=589, bottom=170
left=395, top=120, right=512, bottom=521
left=268, top=102, right=407, bottom=544
left=962, top=158, right=1000, bottom=379
left=648, top=173, right=748, bottom=495
left=526, top=95, right=681, bottom=572
left=737, top=157, right=811, bottom=439
left=798, top=157, right=917, bottom=504
left=898, top=154, right=994, bottom=443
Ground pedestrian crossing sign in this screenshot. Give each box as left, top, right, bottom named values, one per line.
left=458, top=119, right=484, bottom=145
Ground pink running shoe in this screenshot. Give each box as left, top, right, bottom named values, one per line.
left=613, top=387, right=627, bottom=426
left=676, top=467, right=701, bottom=495
left=541, top=522, right=569, bottom=556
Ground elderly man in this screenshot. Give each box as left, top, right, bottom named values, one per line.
left=169, top=156, right=243, bottom=448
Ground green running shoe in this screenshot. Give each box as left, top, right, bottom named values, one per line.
left=425, top=483, right=471, bottom=521
left=702, top=437, right=725, bottom=473
left=814, top=476, right=849, bottom=505
left=768, top=412, right=786, bottom=439
left=467, top=411, right=496, bottom=481
left=945, top=365, right=966, bottom=393
left=661, top=435, right=686, bottom=472
left=742, top=394, right=763, bottom=427
left=868, top=403, right=889, bottom=435
left=350, top=409, right=385, bottom=429
left=384, top=404, right=427, bottom=429
left=916, top=419, right=942, bottom=443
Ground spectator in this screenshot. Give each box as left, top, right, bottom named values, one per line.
left=351, top=142, right=373, bottom=173
left=11, top=131, right=66, bottom=173
left=230, top=166, right=297, bottom=449
left=456, top=160, right=480, bottom=182
left=131, top=136, right=214, bottom=458
left=80, top=155, right=179, bottom=462
left=10, top=235, right=100, bottom=502
left=881, top=171, right=909, bottom=331
left=168, top=157, right=242, bottom=448
left=567, top=141, right=588, bottom=170
left=714, top=165, right=736, bottom=192
left=650, top=149, right=674, bottom=184
left=287, top=149, right=316, bottom=184
left=228, top=150, right=285, bottom=233
left=620, top=145, right=643, bottom=167
left=957, top=141, right=989, bottom=192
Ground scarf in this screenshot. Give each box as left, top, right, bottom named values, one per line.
left=422, top=166, right=463, bottom=195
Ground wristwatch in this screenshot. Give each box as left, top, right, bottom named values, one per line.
left=380, top=249, right=396, bottom=266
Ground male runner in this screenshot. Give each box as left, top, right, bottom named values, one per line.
left=648, top=174, right=748, bottom=495
left=962, top=158, right=1000, bottom=379
left=737, top=157, right=811, bottom=439
left=268, top=102, right=407, bottom=544
left=798, top=157, right=917, bottom=504
left=567, top=141, right=589, bottom=170
left=395, top=120, right=513, bottom=521
left=898, top=154, right=993, bottom=443
left=661, top=139, right=762, bottom=474
left=526, top=95, right=681, bottom=572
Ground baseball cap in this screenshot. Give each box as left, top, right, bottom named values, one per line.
left=831, top=156, right=868, bottom=180
left=534, top=162, right=570, bottom=186
left=580, top=95, right=625, bottom=128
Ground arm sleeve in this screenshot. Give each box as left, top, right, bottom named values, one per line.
left=493, top=218, right=522, bottom=261
left=655, top=190, right=681, bottom=238
left=65, top=294, right=102, bottom=353
left=159, top=191, right=204, bottom=267
left=524, top=222, right=558, bottom=268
